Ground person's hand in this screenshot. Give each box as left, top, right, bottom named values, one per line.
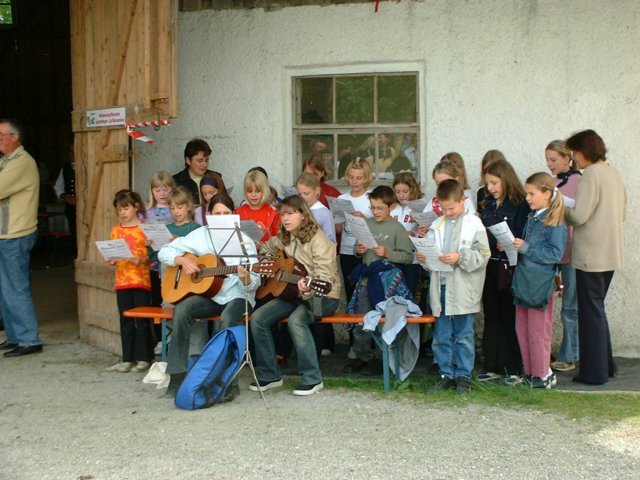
left=416, top=225, right=428, bottom=237
left=351, top=211, right=365, bottom=218
left=298, top=277, right=311, bottom=294
left=372, top=245, right=387, bottom=258
left=356, top=243, right=367, bottom=255
left=416, top=252, right=426, bottom=263
left=237, top=265, right=251, bottom=286
left=175, top=255, right=200, bottom=275
left=496, top=241, right=505, bottom=252
left=513, top=238, right=524, bottom=251
left=63, top=194, right=76, bottom=206
left=145, top=238, right=153, bottom=247
left=129, top=256, right=148, bottom=266
left=439, top=252, right=460, bottom=265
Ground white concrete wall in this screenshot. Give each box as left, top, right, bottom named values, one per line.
left=136, top=0, right=640, bottom=356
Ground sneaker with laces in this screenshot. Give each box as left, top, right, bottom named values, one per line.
left=531, top=373, right=557, bottom=389
left=292, top=382, right=324, bottom=396
left=248, top=377, right=284, bottom=392
left=134, top=361, right=150, bottom=371
left=504, top=374, right=526, bottom=385
left=427, top=376, right=456, bottom=393
left=455, top=376, right=472, bottom=394
left=477, top=371, right=501, bottom=382
left=550, top=361, right=576, bottom=372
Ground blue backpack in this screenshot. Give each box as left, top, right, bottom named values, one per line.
left=175, top=325, right=246, bottom=410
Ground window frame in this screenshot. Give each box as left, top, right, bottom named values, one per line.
left=287, top=63, right=426, bottom=188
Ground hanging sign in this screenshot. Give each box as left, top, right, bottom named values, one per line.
left=86, top=107, right=127, bottom=128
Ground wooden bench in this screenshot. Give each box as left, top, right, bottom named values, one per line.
left=123, top=306, right=435, bottom=392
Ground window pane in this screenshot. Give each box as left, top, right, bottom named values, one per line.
left=0, top=4, right=14, bottom=25
left=336, top=133, right=374, bottom=180
left=378, top=76, right=418, bottom=123
left=336, top=77, right=374, bottom=124
left=299, top=77, right=333, bottom=124
left=297, top=134, right=334, bottom=172
left=378, top=133, right=419, bottom=180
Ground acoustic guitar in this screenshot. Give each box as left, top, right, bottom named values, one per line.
left=162, top=253, right=276, bottom=304
left=256, top=252, right=332, bottom=302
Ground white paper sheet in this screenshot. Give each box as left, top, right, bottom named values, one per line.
left=205, top=215, right=255, bottom=257
left=139, top=223, right=173, bottom=251
left=563, top=196, right=575, bottom=208
left=95, top=238, right=133, bottom=262
left=344, top=212, right=378, bottom=249
left=280, top=185, right=298, bottom=198
left=327, top=197, right=355, bottom=224
left=487, top=221, right=518, bottom=266
left=411, top=210, right=439, bottom=227
left=409, top=236, right=453, bottom=272
left=240, top=220, right=266, bottom=242
left=405, top=198, right=427, bottom=212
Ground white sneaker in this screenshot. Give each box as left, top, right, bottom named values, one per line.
left=135, top=361, right=150, bottom=371
left=477, top=371, right=501, bottom=382
left=320, top=349, right=332, bottom=356
left=154, top=342, right=162, bottom=356
left=115, top=362, right=133, bottom=373
left=293, top=382, right=324, bottom=396
left=347, top=348, right=357, bottom=359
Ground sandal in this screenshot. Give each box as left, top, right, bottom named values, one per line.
left=551, top=361, right=576, bottom=372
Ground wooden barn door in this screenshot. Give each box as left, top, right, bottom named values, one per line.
left=70, top=0, right=178, bottom=353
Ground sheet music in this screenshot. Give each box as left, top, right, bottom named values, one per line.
left=205, top=215, right=255, bottom=259
left=328, top=197, right=355, bottom=224
left=344, top=212, right=378, bottom=249
left=240, top=220, right=266, bottom=242
left=405, top=198, right=427, bottom=212
left=95, top=239, right=133, bottom=262
left=487, top=221, right=518, bottom=266
left=139, top=223, right=173, bottom=251
left=411, top=210, right=439, bottom=227
left=409, top=236, right=453, bottom=272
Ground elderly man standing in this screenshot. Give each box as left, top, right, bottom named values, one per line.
left=0, top=119, right=42, bottom=357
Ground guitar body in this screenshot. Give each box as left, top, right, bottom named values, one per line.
left=162, top=253, right=225, bottom=304
left=257, top=253, right=308, bottom=303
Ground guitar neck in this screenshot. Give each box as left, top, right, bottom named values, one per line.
left=279, top=270, right=304, bottom=285
left=199, top=264, right=241, bottom=278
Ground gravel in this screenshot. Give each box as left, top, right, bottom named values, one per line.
left=1, top=339, right=639, bottom=480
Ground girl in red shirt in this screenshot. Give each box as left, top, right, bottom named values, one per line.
left=236, top=169, right=280, bottom=243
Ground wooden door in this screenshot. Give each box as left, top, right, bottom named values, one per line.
left=70, top=0, right=178, bottom=352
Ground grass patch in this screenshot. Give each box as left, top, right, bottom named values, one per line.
left=319, top=376, right=640, bottom=423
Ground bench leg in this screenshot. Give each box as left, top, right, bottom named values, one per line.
left=368, top=332, right=391, bottom=393
left=161, top=319, right=168, bottom=363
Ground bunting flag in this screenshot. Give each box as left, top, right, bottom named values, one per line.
left=126, top=119, right=172, bottom=144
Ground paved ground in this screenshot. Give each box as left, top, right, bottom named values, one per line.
left=0, top=250, right=638, bottom=479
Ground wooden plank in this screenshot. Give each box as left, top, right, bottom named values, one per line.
left=75, top=259, right=115, bottom=292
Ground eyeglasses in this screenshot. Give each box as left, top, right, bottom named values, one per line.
left=0, top=132, right=16, bottom=137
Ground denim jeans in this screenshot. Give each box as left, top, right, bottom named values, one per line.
left=433, top=287, right=475, bottom=379
left=557, top=262, right=579, bottom=362
left=251, top=298, right=321, bottom=385
left=167, top=296, right=248, bottom=374
left=0, top=232, right=41, bottom=346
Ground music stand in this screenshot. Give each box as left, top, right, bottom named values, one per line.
left=206, top=217, right=268, bottom=407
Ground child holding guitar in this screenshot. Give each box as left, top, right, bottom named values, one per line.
left=249, top=195, right=341, bottom=396
left=158, top=193, right=263, bottom=398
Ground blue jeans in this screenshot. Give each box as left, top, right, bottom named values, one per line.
left=0, top=232, right=41, bottom=346
left=251, top=298, right=321, bottom=385
left=557, top=262, right=579, bottom=362
left=432, top=287, right=475, bottom=379
left=167, top=296, right=248, bottom=374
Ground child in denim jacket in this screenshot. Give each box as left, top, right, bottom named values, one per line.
left=512, top=172, right=568, bottom=389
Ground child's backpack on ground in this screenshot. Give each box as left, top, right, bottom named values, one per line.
left=175, top=325, right=245, bottom=410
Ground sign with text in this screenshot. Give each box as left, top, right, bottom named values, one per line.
left=86, top=107, right=126, bottom=128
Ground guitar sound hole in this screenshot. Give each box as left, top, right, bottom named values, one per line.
left=192, top=272, right=201, bottom=283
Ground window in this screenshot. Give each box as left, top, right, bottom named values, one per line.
left=0, top=0, right=15, bottom=26
left=293, top=73, right=420, bottom=183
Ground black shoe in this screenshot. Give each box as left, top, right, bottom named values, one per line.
left=427, top=375, right=456, bottom=393
left=572, top=375, right=605, bottom=386
left=0, top=340, right=18, bottom=350
left=455, top=376, right=472, bottom=394
left=248, top=377, right=284, bottom=392
left=165, top=372, right=187, bottom=397
left=531, top=373, right=557, bottom=389
left=3, top=345, right=43, bottom=357
left=342, top=358, right=368, bottom=374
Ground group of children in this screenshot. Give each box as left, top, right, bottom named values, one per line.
left=106, top=136, right=581, bottom=396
